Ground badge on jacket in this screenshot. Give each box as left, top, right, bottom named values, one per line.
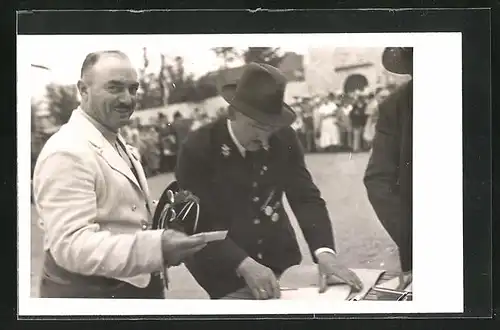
left=221, top=144, right=231, bottom=157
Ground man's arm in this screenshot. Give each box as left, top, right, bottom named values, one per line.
left=175, top=138, right=249, bottom=273
left=282, top=129, right=336, bottom=261
left=33, top=150, right=165, bottom=278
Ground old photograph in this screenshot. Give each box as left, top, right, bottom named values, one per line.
left=18, top=33, right=463, bottom=315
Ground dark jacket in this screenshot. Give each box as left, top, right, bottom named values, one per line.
left=364, top=81, right=413, bottom=272
left=175, top=119, right=335, bottom=298
left=350, top=101, right=368, bottom=128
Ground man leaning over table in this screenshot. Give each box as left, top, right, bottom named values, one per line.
left=176, top=63, right=363, bottom=300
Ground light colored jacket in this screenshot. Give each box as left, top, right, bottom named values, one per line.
left=33, top=109, right=164, bottom=288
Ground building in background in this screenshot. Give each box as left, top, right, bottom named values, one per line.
left=304, top=47, right=410, bottom=96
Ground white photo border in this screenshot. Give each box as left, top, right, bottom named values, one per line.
left=17, top=32, right=463, bottom=315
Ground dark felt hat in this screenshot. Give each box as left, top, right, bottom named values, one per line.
left=382, top=47, right=413, bottom=75
left=218, top=62, right=297, bottom=127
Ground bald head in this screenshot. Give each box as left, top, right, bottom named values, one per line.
left=77, top=50, right=139, bottom=132
left=80, top=50, right=132, bottom=83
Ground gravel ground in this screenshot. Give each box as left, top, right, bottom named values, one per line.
left=29, top=152, right=400, bottom=298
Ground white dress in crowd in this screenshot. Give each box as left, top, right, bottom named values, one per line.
left=363, top=99, right=379, bottom=143
left=318, top=101, right=341, bottom=149
left=291, top=107, right=304, bottom=132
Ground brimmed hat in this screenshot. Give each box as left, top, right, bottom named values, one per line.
left=218, top=62, right=297, bottom=128
left=382, top=47, right=413, bottom=75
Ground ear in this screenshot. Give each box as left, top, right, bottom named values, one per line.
left=77, top=80, right=88, bottom=101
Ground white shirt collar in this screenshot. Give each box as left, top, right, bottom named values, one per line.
left=227, top=119, right=247, bottom=157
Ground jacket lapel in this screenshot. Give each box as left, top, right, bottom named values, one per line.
left=70, top=109, right=143, bottom=192
left=117, top=135, right=154, bottom=214
left=94, top=140, right=143, bottom=192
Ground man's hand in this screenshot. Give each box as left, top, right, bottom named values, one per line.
left=161, top=229, right=207, bottom=267
left=317, top=252, right=363, bottom=293
left=236, top=257, right=281, bottom=300
left=396, top=271, right=412, bottom=291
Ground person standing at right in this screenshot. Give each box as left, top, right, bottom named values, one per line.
left=364, top=47, right=413, bottom=290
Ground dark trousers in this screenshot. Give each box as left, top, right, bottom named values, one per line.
left=39, top=273, right=165, bottom=299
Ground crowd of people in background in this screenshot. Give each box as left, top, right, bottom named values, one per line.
left=119, top=106, right=228, bottom=177
left=119, top=84, right=393, bottom=177
left=291, top=86, right=391, bottom=154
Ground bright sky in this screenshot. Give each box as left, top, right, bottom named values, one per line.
left=24, top=34, right=311, bottom=85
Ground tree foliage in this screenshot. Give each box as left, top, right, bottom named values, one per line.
left=243, top=47, right=284, bottom=67
left=137, top=48, right=220, bottom=109
left=212, top=47, right=240, bottom=68
left=135, top=47, right=286, bottom=110
left=45, top=83, right=80, bottom=126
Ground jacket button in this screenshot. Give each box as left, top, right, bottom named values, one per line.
left=257, top=253, right=263, bottom=260
left=253, top=218, right=260, bottom=225
left=262, top=165, right=268, bottom=171
left=252, top=182, right=258, bottom=188
left=252, top=196, right=259, bottom=202
left=257, top=239, right=263, bottom=244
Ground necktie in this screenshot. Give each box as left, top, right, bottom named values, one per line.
left=114, top=139, right=141, bottom=184
left=114, top=140, right=132, bottom=167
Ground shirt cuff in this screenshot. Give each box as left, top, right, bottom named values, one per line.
left=314, top=247, right=337, bottom=258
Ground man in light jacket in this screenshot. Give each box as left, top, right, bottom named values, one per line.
left=33, top=50, right=207, bottom=298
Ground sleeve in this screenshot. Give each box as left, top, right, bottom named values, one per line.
left=175, top=137, right=249, bottom=272
left=283, top=129, right=336, bottom=262
left=33, top=150, right=165, bottom=278
left=363, top=96, right=404, bottom=251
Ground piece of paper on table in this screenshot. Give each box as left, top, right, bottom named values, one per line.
left=280, top=286, right=351, bottom=301
left=279, top=265, right=385, bottom=301
left=191, top=230, right=228, bottom=242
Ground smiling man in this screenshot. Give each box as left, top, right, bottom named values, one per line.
left=32, top=51, right=207, bottom=298
left=175, top=62, right=363, bottom=300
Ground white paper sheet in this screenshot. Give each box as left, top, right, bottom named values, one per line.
left=280, top=286, right=351, bottom=301
left=191, top=230, right=228, bottom=242
left=279, top=265, right=385, bottom=301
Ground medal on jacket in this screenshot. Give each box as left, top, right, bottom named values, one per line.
left=264, top=206, right=273, bottom=216
left=271, top=201, right=281, bottom=222
left=261, top=189, right=276, bottom=216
